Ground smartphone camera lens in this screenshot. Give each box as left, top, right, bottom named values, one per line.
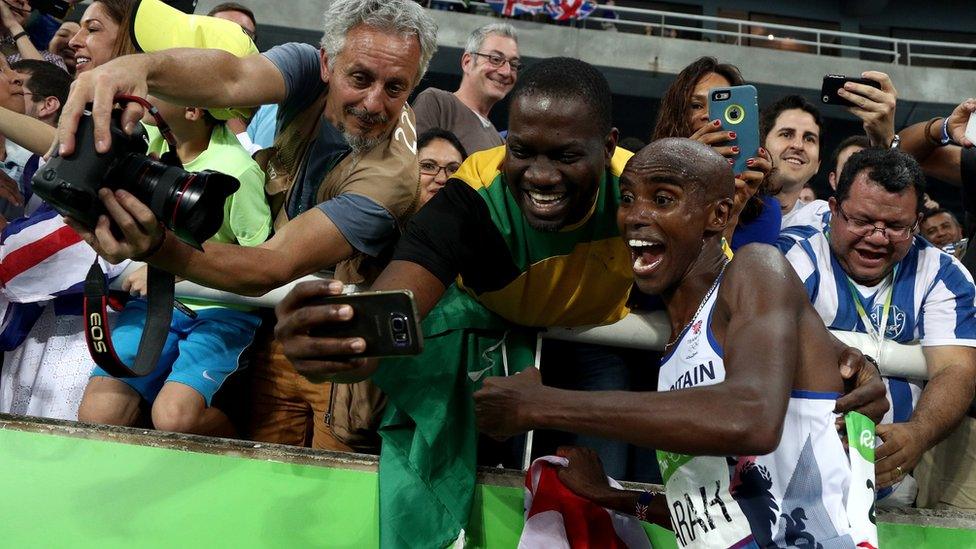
left=390, top=314, right=409, bottom=346
left=822, top=95, right=830, bottom=103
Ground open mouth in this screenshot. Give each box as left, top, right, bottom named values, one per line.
left=75, top=57, right=92, bottom=70
left=522, top=189, right=569, bottom=218
left=855, top=248, right=886, bottom=264
left=782, top=156, right=805, bottom=167
left=628, top=238, right=666, bottom=276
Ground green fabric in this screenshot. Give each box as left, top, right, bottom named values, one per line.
left=476, top=168, right=622, bottom=271
left=373, top=285, right=537, bottom=548
left=144, top=124, right=271, bottom=311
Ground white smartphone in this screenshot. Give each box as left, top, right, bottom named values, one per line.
left=966, top=111, right=976, bottom=145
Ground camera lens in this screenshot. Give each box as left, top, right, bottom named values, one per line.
left=112, top=156, right=240, bottom=249
left=392, top=317, right=405, bottom=332
left=823, top=95, right=830, bottom=103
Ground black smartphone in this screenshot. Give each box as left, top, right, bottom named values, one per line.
left=308, top=290, right=423, bottom=359
left=821, top=74, right=882, bottom=108
left=27, top=0, right=72, bottom=19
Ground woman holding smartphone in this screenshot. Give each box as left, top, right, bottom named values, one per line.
left=650, top=57, right=778, bottom=248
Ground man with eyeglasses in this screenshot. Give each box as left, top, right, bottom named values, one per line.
left=778, top=147, right=976, bottom=507
left=413, top=22, right=519, bottom=155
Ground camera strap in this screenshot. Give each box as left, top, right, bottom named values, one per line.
left=83, top=262, right=175, bottom=377
left=79, top=94, right=185, bottom=377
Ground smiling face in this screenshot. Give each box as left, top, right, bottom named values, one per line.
left=321, top=25, right=420, bottom=152
left=0, top=59, right=24, bottom=114
left=765, top=108, right=821, bottom=192
left=48, top=21, right=80, bottom=72
left=69, top=2, right=121, bottom=74
left=461, top=33, right=519, bottom=104
left=688, top=72, right=730, bottom=134
left=504, top=93, right=616, bottom=232
left=617, top=140, right=732, bottom=295
left=828, top=172, right=920, bottom=286
left=419, top=137, right=464, bottom=204
left=921, top=212, right=963, bottom=249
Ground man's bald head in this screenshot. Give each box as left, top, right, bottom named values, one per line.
left=624, top=138, right=734, bottom=204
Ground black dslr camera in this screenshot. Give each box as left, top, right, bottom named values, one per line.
left=33, top=106, right=238, bottom=249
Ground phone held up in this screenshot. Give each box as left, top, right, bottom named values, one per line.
left=308, top=290, right=423, bottom=360
left=821, top=75, right=882, bottom=108
left=707, top=84, right=759, bottom=176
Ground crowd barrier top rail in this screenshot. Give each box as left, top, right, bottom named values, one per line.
left=114, top=264, right=928, bottom=380
left=432, top=0, right=974, bottom=68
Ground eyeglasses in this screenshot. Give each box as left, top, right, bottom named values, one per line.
left=837, top=205, right=918, bottom=243
left=470, top=52, right=523, bottom=73
left=419, top=160, right=461, bottom=178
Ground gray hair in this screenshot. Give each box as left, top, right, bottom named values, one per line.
left=320, top=0, right=438, bottom=84
left=464, top=22, right=518, bottom=54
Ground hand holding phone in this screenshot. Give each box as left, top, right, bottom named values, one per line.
left=274, top=280, right=421, bottom=384
left=965, top=111, right=976, bottom=147
left=307, top=289, right=423, bottom=359
left=707, top=85, right=760, bottom=176
left=821, top=75, right=882, bottom=108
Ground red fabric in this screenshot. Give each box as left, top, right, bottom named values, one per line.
left=0, top=225, right=82, bottom=284
left=525, top=461, right=628, bottom=548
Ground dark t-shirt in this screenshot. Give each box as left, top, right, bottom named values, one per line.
left=412, top=88, right=503, bottom=155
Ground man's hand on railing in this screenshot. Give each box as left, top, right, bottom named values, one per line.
left=274, top=279, right=378, bottom=384
left=839, top=71, right=897, bottom=148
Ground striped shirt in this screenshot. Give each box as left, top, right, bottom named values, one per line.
left=777, top=214, right=976, bottom=424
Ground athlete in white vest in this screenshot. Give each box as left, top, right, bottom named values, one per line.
left=475, top=138, right=884, bottom=548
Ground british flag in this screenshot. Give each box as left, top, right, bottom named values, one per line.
left=545, top=0, right=596, bottom=20
left=486, top=0, right=547, bottom=17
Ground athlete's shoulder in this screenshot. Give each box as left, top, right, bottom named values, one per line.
left=724, top=243, right=805, bottom=305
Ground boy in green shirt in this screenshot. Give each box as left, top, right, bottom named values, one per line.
left=77, top=97, right=271, bottom=436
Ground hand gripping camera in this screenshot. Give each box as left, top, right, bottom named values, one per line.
left=32, top=98, right=239, bottom=377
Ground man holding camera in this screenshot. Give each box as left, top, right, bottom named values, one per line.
left=58, top=0, right=437, bottom=450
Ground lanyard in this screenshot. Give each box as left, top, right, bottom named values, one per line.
left=844, top=265, right=899, bottom=359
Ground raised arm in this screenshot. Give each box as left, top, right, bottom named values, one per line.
left=58, top=49, right=287, bottom=155
left=474, top=246, right=806, bottom=456
left=0, top=106, right=55, bottom=155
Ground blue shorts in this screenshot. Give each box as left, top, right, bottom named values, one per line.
left=91, top=299, right=262, bottom=406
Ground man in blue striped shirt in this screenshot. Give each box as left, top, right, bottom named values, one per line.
left=778, top=147, right=976, bottom=506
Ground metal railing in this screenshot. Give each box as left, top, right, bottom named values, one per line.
left=114, top=265, right=927, bottom=380
left=429, top=0, right=975, bottom=68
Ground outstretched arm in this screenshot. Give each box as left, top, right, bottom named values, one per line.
left=58, top=49, right=287, bottom=155
left=475, top=246, right=807, bottom=456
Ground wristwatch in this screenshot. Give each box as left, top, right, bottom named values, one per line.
left=889, top=134, right=901, bottom=149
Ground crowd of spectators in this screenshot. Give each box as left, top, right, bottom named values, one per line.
left=1, top=0, right=975, bottom=544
